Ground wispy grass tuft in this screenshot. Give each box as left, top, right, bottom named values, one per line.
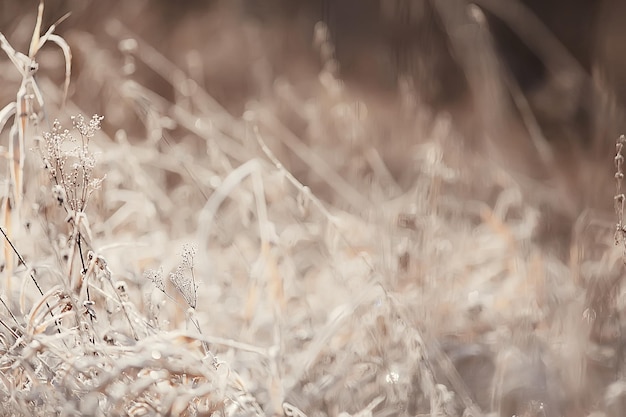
left=0, top=2, right=624, bottom=417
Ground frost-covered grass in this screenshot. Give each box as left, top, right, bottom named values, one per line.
left=0, top=2, right=623, bottom=417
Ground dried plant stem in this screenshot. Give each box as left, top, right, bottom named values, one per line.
left=0, top=225, right=45, bottom=298
left=86, top=252, right=139, bottom=341
left=0, top=295, right=19, bottom=323
left=614, top=135, right=626, bottom=257
left=0, top=296, right=20, bottom=338
left=257, top=111, right=369, bottom=210
left=0, top=3, right=71, bottom=292
left=253, top=126, right=338, bottom=225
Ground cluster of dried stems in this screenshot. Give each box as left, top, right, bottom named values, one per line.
left=0, top=1, right=624, bottom=417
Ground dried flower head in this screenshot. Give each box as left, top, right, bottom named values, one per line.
left=170, top=265, right=197, bottom=309
left=180, top=244, right=197, bottom=269
left=168, top=244, right=199, bottom=308
left=40, top=114, right=105, bottom=213
left=144, top=267, right=165, bottom=293
left=72, top=114, right=104, bottom=140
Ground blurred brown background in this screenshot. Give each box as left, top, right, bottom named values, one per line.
left=2, top=0, right=625, bottom=126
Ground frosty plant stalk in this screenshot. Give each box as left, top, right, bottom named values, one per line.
left=0, top=0, right=71, bottom=283
left=40, top=114, right=105, bottom=288
left=615, top=135, right=626, bottom=259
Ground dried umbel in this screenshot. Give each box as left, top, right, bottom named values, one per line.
left=145, top=244, right=198, bottom=309
left=41, top=114, right=105, bottom=215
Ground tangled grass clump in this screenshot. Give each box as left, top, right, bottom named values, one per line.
left=0, top=1, right=625, bottom=417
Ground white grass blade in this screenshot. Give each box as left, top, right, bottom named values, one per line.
left=26, top=77, right=45, bottom=115
left=28, top=0, right=45, bottom=58
left=46, top=34, right=72, bottom=106
left=38, top=11, right=71, bottom=44
left=0, top=32, right=17, bottom=61
left=0, top=33, right=30, bottom=76
left=9, top=118, right=23, bottom=213
left=0, top=102, right=16, bottom=135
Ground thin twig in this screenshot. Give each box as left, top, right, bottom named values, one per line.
left=0, top=225, right=44, bottom=297
left=0, top=295, right=21, bottom=333
left=614, top=135, right=626, bottom=255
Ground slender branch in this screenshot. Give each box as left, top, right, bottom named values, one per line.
left=0, top=225, right=44, bottom=296
left=0, top=225, right=63, bottom=335
left=0, top=295, right=20, bottom=331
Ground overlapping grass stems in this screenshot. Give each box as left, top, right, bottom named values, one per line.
left=0, top=1, right=625, bottom=416
left=0, top=3, right=237, bottom=416
left=0, top=0, right=70, bottom=286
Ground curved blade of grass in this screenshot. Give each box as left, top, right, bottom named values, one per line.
left=41, top=28, right=72, bottom=107
left=0, top=102, right=16, bottom=135
left=25, top=285, right=62, bottom=336
left=39, top=11, right=71, bottom=42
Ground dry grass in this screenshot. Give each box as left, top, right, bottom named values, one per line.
left=0, top=1, right=623, bottom=417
